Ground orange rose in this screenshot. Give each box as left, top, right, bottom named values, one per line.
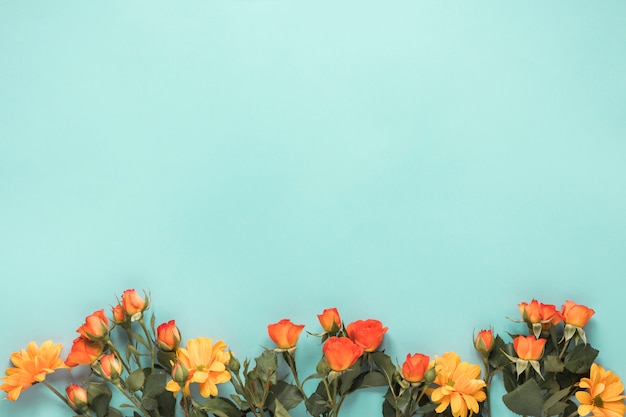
left=157, top=320, right=181, bottom=352
left=475, top=329, right=494, bottom=356
left=561, top=301, right=595, bottom=328
left=98, top=354, right=122, bottom=380
left=66, top=384, right=88, bottom=411
left=121, top=289, right=147, bottom=319
left=65, top=337, right=105, bottom=367
left=112, top=304, right=126, bottom=324
left=267, top=319, right=305, bottom=349
left=322, top=336, right=363, bottom=371
left=317, top=308, right=341, bottom=332
left=401, top=353, right=430, bottom=383
left=346, top=319, right=388, bottom=352
left=519, top=300, right=562, bottom=330
left=76, top=310, right=109, bottom=341
left=513, top=335, right=546, bottom=361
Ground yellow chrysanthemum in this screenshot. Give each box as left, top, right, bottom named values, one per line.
left=166, top=337, right=231, bottom=398
left=576, top=363, right=626, bottom=417
left=1, top=341, right=69, bottom=401
left=429, top=351, right=487, bottom=417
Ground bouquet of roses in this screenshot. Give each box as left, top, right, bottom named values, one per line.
left=1, top=289, right=624, bottom=417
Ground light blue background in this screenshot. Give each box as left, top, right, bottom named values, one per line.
left=1, top=1, right=625, bottom=416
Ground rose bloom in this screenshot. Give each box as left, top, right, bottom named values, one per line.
left=66, top=384, right=88, bottom=410
left=430, top=352, right=487, bottom=417
left=474, top=329, right=494, bottom=356
left=576, top=363, right=626, bottom=417
left=165, top=337, right=231, bottom=398
left=317, top=308, right=341, bottom=332
left=401, top=353, right=430, bottom=383
left=519, top=300, right=562, bottom=330
left=76, top=309, right=110, bottom=341
left=323, top=336, right=363, bottom=372
left=157, top=320, right=181, bottom=352
left=267, top=319, right=305, bottom=350
left=346, top=319, right=388, bottom=352
left=65, top=337, right=105, bottom=367
left=121, top=289, right=147, bottom=319
left=112, top=304, right=126, bottom=324
left=99, top=354, right=123, bottom=380
left=513, top=335, right=546, bottom=361
left=561, top=300, right=595, bottom=328
left=0, top=341, right=69, bottom=401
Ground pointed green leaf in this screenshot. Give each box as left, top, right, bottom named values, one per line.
left=502, top=379, right=544, bottom=417
left=126, top=369, right=146, bottom=392
left=267, top=380, right=304, bottom=410
left=273, top=400, right=291, bottom=417
left=144, top=372, right=167, bottom=397
left=200, top=397, right=242, bottom=417
left=564, top=343, right=598, bottom=374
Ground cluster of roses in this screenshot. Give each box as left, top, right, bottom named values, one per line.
left=1, top=292, right=625, bottom=417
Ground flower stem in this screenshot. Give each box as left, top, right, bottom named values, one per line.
left=283, top=351, right=307, bottom=400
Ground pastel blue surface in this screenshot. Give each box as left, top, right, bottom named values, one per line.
left=1, top=1, right=626, bottom=416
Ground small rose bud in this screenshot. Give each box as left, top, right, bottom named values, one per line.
left=317, top=308, right=342, bottom=333
left=121, top=289, right=148, bottom=321
left=112, top=304, right=126, bottom=324
left=423, top=366, right=437, bottom=385
left=172, top=361, right=189, bottom=386
left=156, top=320, right=181, bottom=352
left=228, top=355, right=241, bottom=373
left=98, top=353, right=123, bottom=381
left=66, top=384, right=88, bottom=412
left=474, top=329, right=494, bottom=356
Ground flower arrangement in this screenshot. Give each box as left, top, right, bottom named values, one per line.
left=2, top=290, right=625, bottom=417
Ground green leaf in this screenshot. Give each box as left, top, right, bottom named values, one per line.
left=87, top=383, right=112, bottom=417
left=144, top=372, right=167, bottom=397
left=267, top=380, right=304, bottom=410
left=305, top=383, right=330, bottom=417
left=133, top=331, right=149, bottom=350
left=502, top=379, right=544, bottom=417
left=360, top=371, right=388, bottom=388
left=156, top=390, right=177, bottom=417
left=254, top=350, right=278, bottom=385
left=542, top=387, right=572, bottom=415
left=142, top=396, right=159, bottom=411
left=273, top=400, right=291, bottom=417
left=126, top=369, right=146, bottom=392
left=543, top=355, right=564, bottom=373
left=338, top=364, right=362, bottom=394
left=107, top=407, right=123, bottom=417
left=200, top=397, right=243, bottom=417
left=370, top=351, right=396, bottom=381
left=564, top=343, right=598, bottom=374
left=190, top=409, right=209, bottom=417
left=414, top=402, right=438, bottom=414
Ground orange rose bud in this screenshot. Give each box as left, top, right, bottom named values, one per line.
left=66, top=384, right=88, bottom=411
left=99, top=353, right=122, bottom=380
left=76, top=310, right=109, bottom=341
left=121, top=289, right=147, bottom=320
left=519, top=300, right=562, bottom=330
left=157, top=320, right=181, bottom=352
left=513, top=335, right=546, bottom=361
left=475, top=329, right=494, bottom=356
left=322, top=336, right=363, bottom=371
left=317, top=308, right=342, bottom=332
left=401, top=353, right=430, bottom=383
left=65, top=337, right=105, bottom=367
left=267, top=319, right=305, bottom=350
left=112, top=304, right=126, bottom=324
left=346, top=319, right=388, bottom=352
left=561, top=300, right=595, bottom=328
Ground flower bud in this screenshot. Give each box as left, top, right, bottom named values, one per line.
left=112, top=304, right=126, bottom=325
left=77, top=309, right=110, bottom=341
left=121, top=289, right=148, bottom=321
left=98, top=353, right=123, bottom=380
left=317, top=308, right=342, bottom=333
left=401, top=353, right=430, bottom=383
left=423, top=366, right=437, bottom=385
left=474, top=329, right=494, bottom=356
left=513, top=335, right=546, bottom=361
left=316, top=357, right=330, bottom=376
left=228, top=355, right=241, bottom=373
left=171, top=361, right=189, bottom=386
left=66, top=384, right=88, bottom=411
left=156, top=320, right=181, bottom=352
left=268, top=319, right=305, bottom=350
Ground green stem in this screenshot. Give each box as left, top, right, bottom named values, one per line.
left=114, top=380, right=150, bottom=417
left=283, top=351, right=307, bottom=399
left=559, top=338, right=571, bottom=359
left=139, top=318, right=156, bottom=371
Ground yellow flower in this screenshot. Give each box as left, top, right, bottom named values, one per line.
left=576, top=363, right=626, bottom=417
left=1, top=341, right=69, bottom=401
left=165, top=337, right=231, bottom=398
left=429, top=351, right=487, bottom=417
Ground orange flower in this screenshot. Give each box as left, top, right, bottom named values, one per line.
left=65, top=337, right=105, bottom=367
left=474, top=329, right=494, bottom=356
left=112, top=304, right=126, bottom=324
left=165, top=337, right=231, bottom=398
left=66, top=384, right=88, bottom=411
left=157, top=320, right=181, bottom=352
left=317, top=308, right=342, bottom=332
left=513, top=335, right=546, bottom=361
left=76, top=309, right=110, bottom=341
left=519, top=300, right=562, bottom=331
left=562, top=300, right=595, bottom=328
left=322, top=336, right=363, bottom=372
left=576, top=363, right=626, bottom=417
left=121, top=289, right=147, bottom=320
left=346, top=319, right=388, bottom=352
left=429, top=352, right=487, bottom=417
left=98, top=353, right=122, bottom=380
left=0, top=341, right=69, bottom=401
left=267, top=319, right=305, bottom=350
left=401, top=353, right=430, bottom=383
